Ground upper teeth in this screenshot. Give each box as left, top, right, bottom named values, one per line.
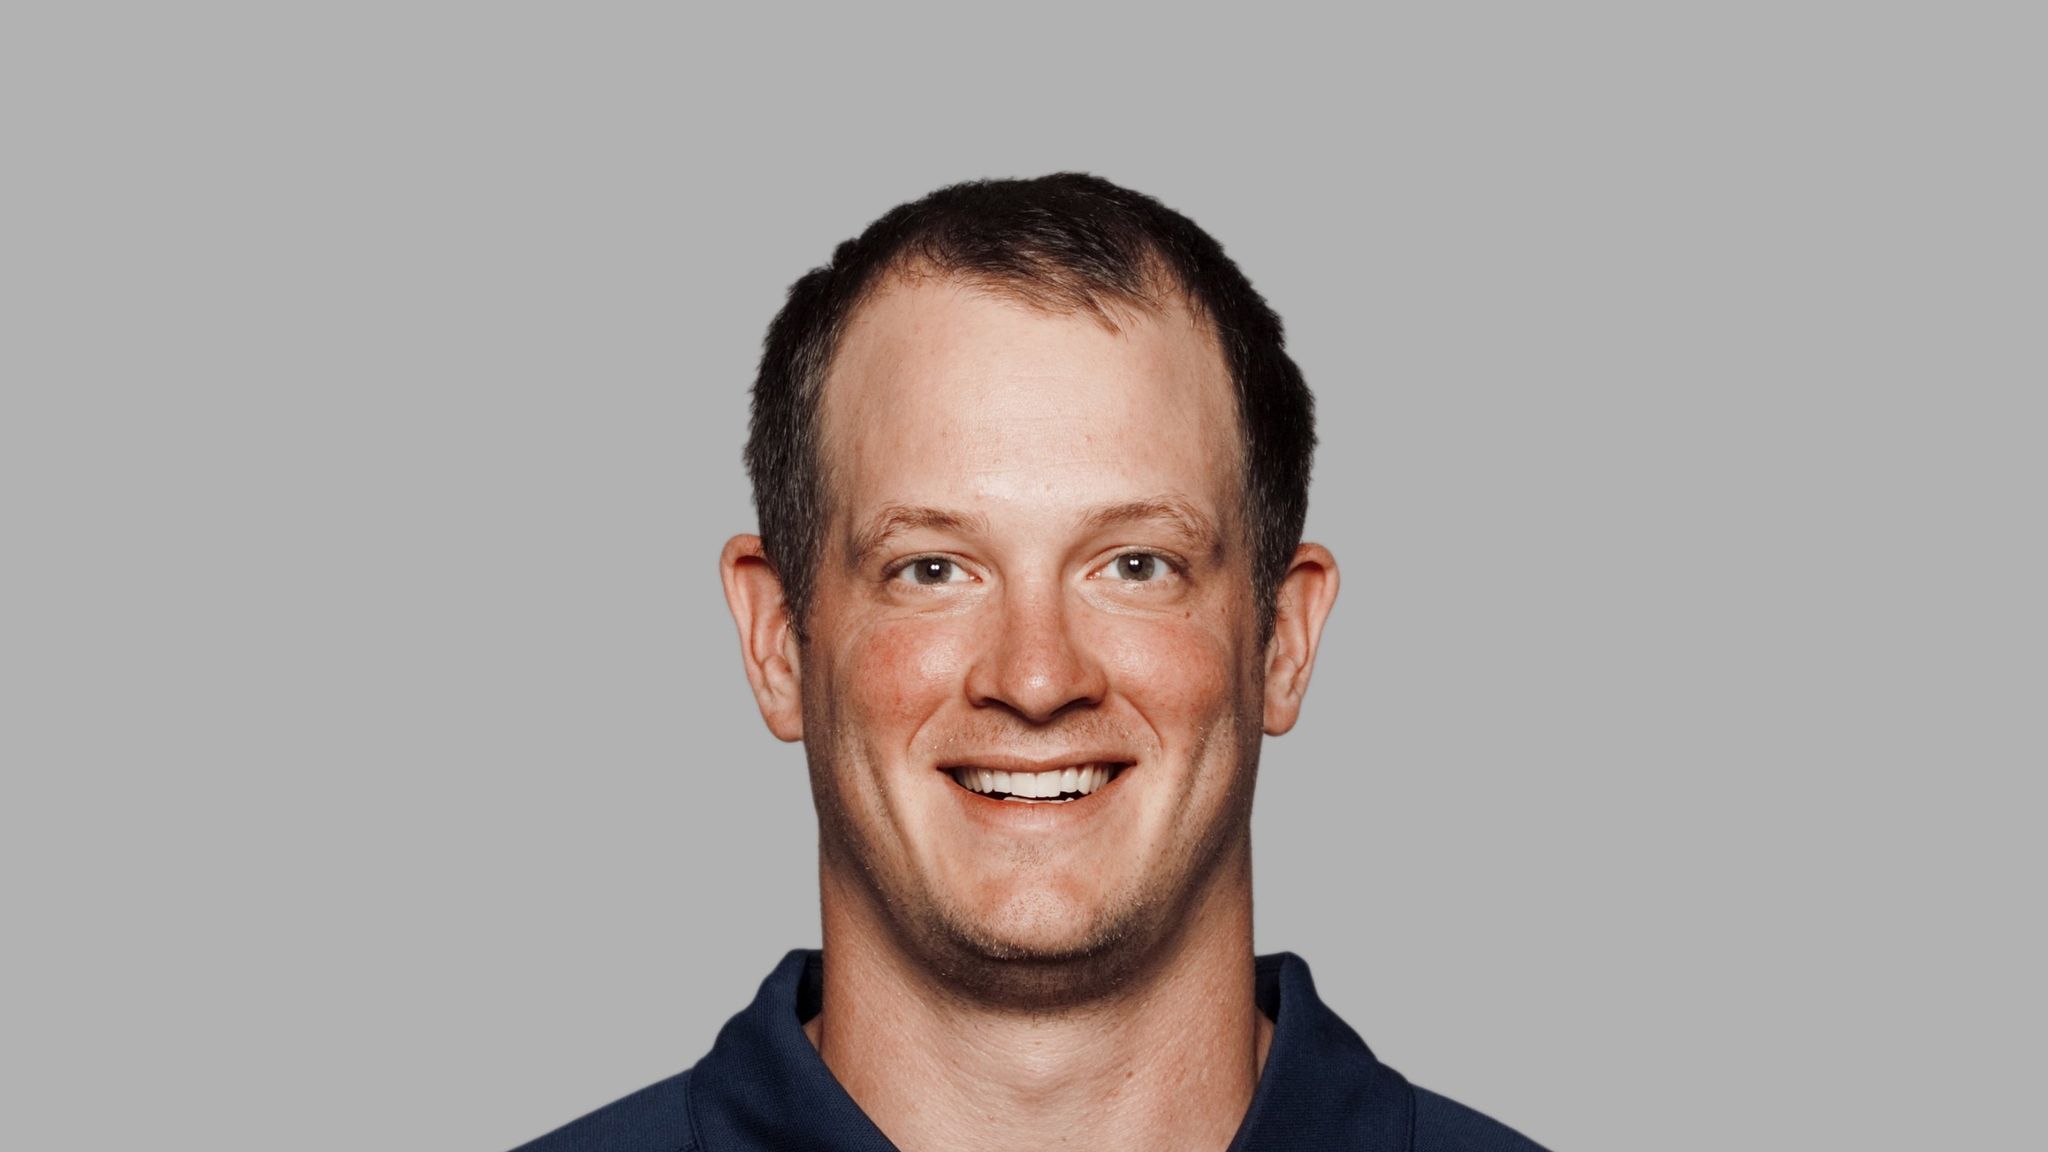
left=949, top=764, right=1116, bottom=799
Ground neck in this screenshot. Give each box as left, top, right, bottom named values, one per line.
left=806, top=845, right=1273, bottom=1152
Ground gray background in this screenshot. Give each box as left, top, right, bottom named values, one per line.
left=4, top=4, right=2040, bottom=1150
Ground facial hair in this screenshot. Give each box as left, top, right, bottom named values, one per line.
left=802, top=694, right=1265, bottom=1014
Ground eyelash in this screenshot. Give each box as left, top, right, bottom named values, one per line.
left=1094, top=551, right=1178, bottom=583
left=885, top=551, right=1185, bottom=587
left=889, top=555, right=973, bottom=586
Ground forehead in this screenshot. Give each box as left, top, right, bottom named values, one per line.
left=817, top=274, right=1241, bottom=537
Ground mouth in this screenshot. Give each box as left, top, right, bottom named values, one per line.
left=945, top=762, right=1129, bottom=804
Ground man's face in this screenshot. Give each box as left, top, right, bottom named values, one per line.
left=744, top=273, right=1296, bottom=998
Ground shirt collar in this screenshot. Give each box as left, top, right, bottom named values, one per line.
left=689, top=948, right=1412, bottom=1151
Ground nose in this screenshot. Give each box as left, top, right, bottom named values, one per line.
left=965, top=583, right=1108, bottom=723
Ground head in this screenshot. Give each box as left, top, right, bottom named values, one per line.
left=722, top=174, right=1339, bottom=1007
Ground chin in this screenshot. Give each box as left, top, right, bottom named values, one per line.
left=973, top=897, right=1117, bottom=961
left=906, top=885, right=1165, bottom=1008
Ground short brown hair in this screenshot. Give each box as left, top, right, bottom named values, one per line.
left=745, top=173, right=1316, bottom=637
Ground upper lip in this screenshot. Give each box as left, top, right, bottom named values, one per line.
left=937, top=752, right=1136, bottom=774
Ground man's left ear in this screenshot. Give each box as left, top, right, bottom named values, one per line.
left=1263, top=542, right=1340, bottom=735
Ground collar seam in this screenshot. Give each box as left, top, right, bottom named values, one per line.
left=681, top=1067, right=705, bottom=1152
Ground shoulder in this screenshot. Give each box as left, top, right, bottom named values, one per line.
left=1409, top=1084, right=1552, bottom=1152
left=508, top=1069, right=697, bottom=1152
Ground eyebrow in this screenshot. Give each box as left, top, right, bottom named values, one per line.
left=847, top=505, right=992, bottom=568
left=846, top=496, right=1226, bottom=568
left=1080, top=497, right=1227, bottom=560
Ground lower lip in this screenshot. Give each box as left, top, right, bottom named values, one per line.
left=944, top=766, right=1130, bottom=830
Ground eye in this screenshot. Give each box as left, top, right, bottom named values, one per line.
left=893, top=556, right=970, bottom=586
left=1100, top=552, right=1169, bottom=582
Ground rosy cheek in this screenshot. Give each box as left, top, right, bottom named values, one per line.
left=1101, top=618, right=1236, bottom=723
left=840, top=619, right=973, bottom=731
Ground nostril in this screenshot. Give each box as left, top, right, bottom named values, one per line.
left=964, top=605, right=1109, bottom=722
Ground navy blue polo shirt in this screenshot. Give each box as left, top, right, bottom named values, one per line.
left=514, top=949, right=1550, bottom=1151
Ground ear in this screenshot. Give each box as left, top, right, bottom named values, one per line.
left=720, top=534, right=805, bottom=742
left=1263, top=542, right=1340, bottom=736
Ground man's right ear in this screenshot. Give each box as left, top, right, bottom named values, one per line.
left=720, top=534, right=804, bottom=742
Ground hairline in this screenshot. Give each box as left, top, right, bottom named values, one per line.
left=798, top=262, right=1263, bottom=638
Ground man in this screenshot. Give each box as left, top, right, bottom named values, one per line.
left=516, top=174, right=1549, bottom=1151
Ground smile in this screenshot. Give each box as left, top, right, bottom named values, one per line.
left=945, top=763, right=1126, bottom=804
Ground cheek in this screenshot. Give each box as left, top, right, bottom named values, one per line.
left=836, top=618, right=973, bottom=733
left=1100, top=616, right=1241, bottom=726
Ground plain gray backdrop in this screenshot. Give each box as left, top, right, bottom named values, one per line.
left=4, top=4, right=2040, bottom=1150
